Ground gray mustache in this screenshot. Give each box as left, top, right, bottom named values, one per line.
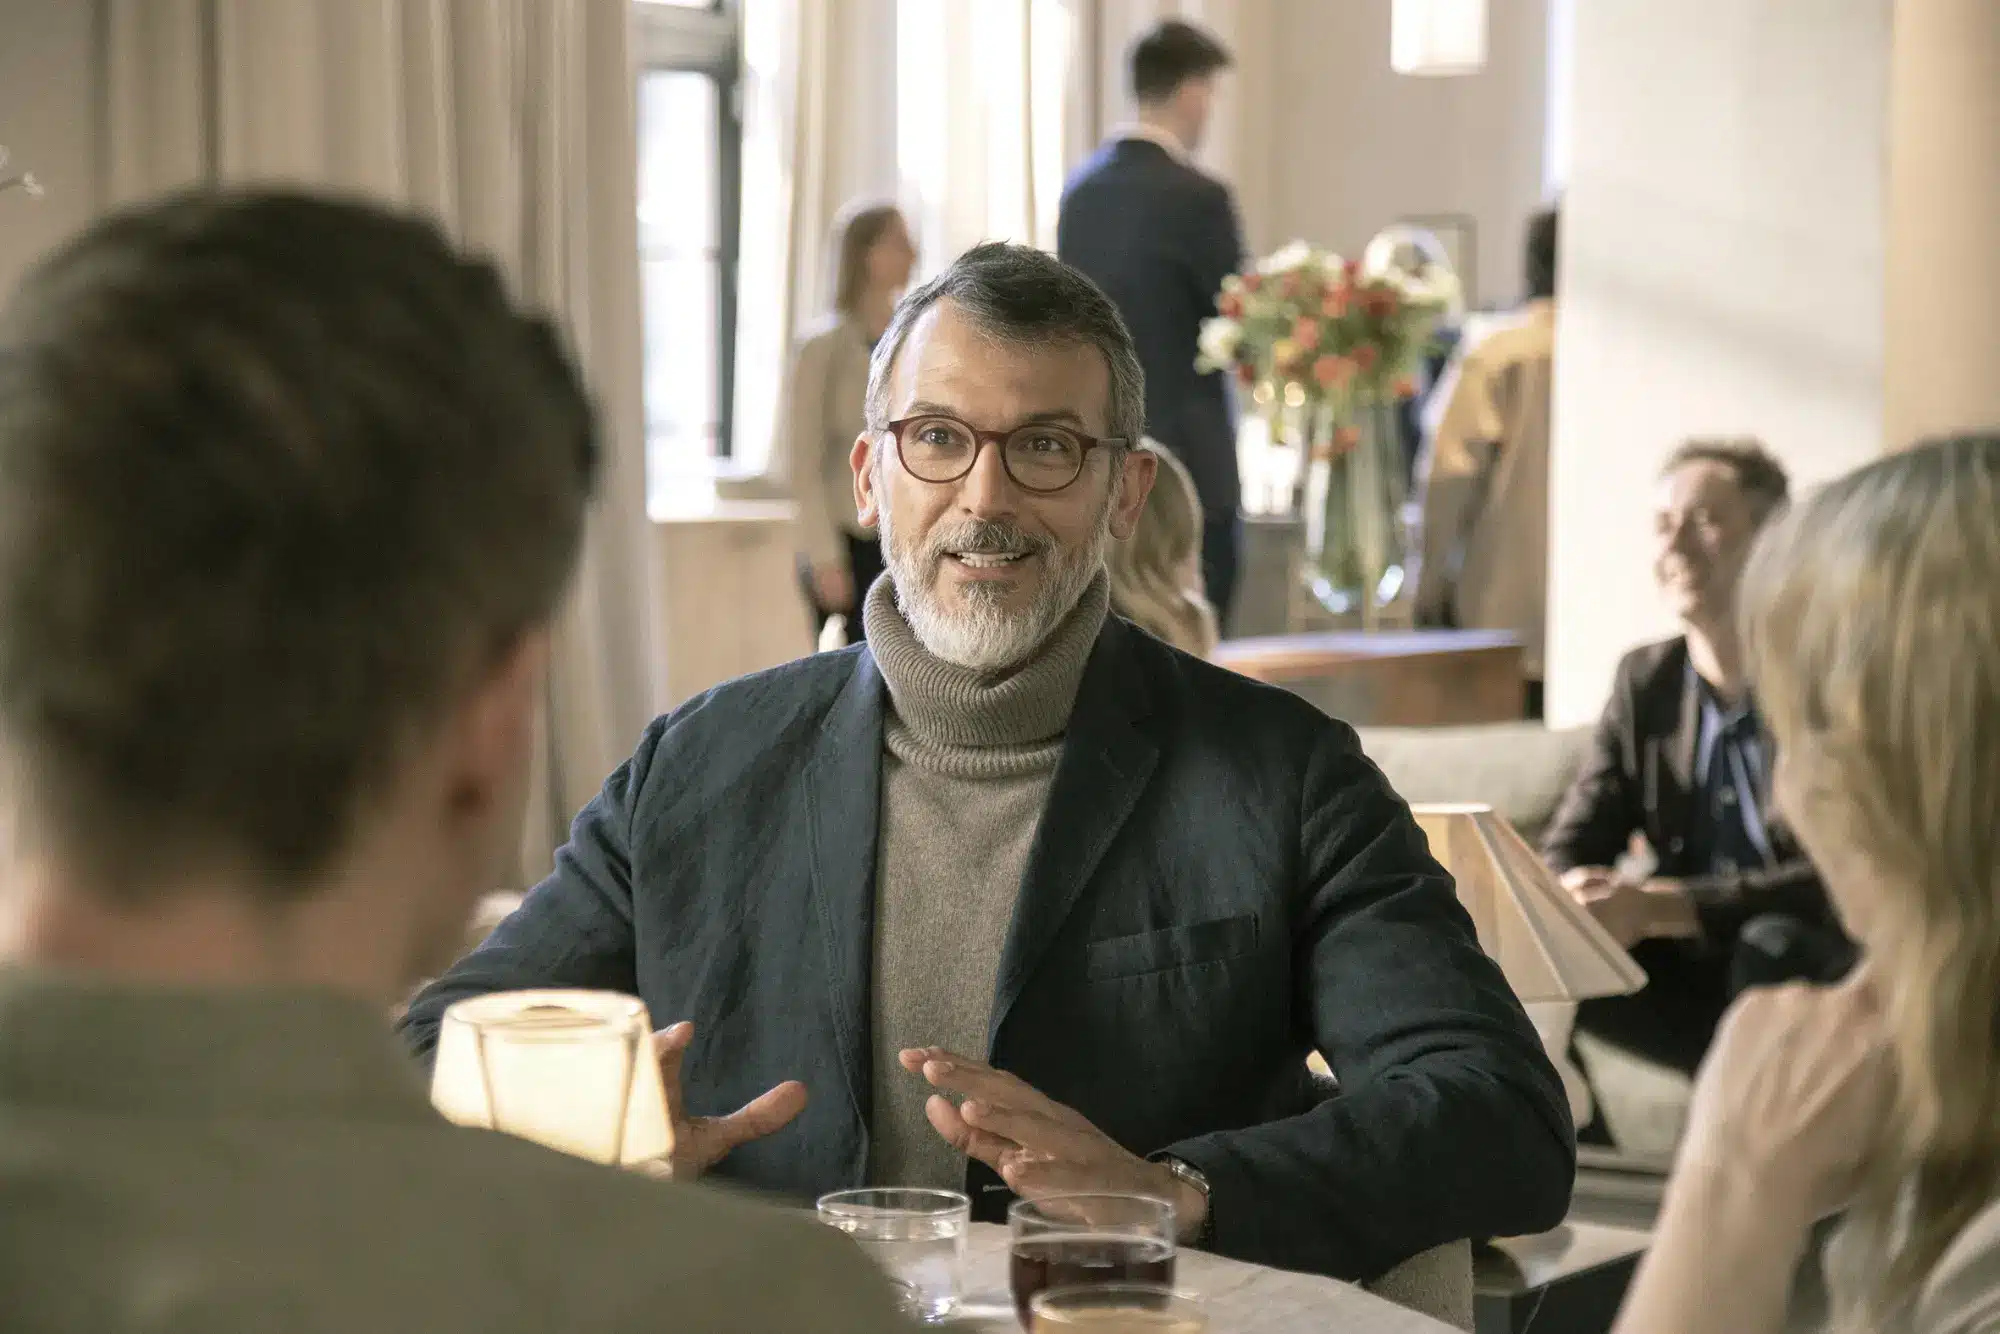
left=925, top=521, right=1051, bottom=559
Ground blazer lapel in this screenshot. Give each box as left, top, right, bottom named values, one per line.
left=804, top=650, right=886, bottom=1137
left=988, top=621, right=1161, bottom=1049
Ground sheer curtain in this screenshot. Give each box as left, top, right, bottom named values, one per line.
left=896, top=0, right=1092, bottom=272
left=102, top=0, right=658, bottom=885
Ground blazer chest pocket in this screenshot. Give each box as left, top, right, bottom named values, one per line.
left=1085, top=914, right=1263, bottom=982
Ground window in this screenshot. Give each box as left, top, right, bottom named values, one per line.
left=635, top=0, right=741, bottom=507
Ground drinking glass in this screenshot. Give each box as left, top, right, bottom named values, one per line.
left=1008, top=1195, right=1178, bottom=1323
left=429, top=990, right=672, bottom=1168
left=1030, top=1284, right=1208, bottom=1333
left=816, top=1187, right=971, bottom=1323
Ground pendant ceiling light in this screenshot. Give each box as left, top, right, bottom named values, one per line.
left=1391, top=0, right=1489, bottom=77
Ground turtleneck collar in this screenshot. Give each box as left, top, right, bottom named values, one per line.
left=863, top=570, right=1110, bottom=750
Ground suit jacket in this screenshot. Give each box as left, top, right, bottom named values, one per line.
left=1541, top=637, right=1832, bottom=940
left=0, top=970, right=909, bottom=1334
left=400, top=618, right=1574, bottom=1281
left=1057, top=138, right=1245, bottom=518
left=1412, top=301, right=1555, bottom=677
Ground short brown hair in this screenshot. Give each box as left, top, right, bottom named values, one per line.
left=1130, top=20, right=1231, bottom=103
left=0, top=190, right=598, bottom=900
left=1662, top=436, right=1789, bottom=519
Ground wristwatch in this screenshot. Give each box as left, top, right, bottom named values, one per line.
left=1152, top=1153, right=1215, bottom=1248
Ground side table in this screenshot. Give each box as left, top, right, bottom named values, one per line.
left=1474, top=1222, right=1649, bottom=1334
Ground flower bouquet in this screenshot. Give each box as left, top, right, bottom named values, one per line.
left=1197, top=232, right=1459, bottom=626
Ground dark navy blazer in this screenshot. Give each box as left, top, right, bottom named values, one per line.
left=400, top=619, right=1574, bottom=1280
left=1057, top=138, right=1245, bottom=518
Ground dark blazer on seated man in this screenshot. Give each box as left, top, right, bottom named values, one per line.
left=402, top=613, right=1575, bottom=1281
left=1542, top=636, right=1847, bottom=1074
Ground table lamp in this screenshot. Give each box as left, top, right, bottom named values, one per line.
left=1410, top=803, right=1645, bottom=1004
left=430, top=989, right=673, bottom=1169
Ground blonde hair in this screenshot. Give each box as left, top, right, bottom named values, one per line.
left=1109, top=442, right=1219, bottom=658
left=1740, top=433, right=2000, bottom=1329
left=828, top=200, right=904, bottom=317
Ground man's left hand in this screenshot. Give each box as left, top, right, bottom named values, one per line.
left=898, top=1047, right=1206, bottom=1242
left=1572, top=876, right=1699, bottom=948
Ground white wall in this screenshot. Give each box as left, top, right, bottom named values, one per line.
left=0, top=0, right=102, bottom=300
left=1545, top=0, right=1892, bottom=726
left=1259, top=0, right=1550, bottom=306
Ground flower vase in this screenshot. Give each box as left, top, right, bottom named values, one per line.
left=1301, top=396, right=1407, bottom=630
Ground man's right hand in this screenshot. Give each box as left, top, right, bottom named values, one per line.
left=811, top=561, right=854, bottom=612
left=653, top=1021, right=808, bottom=1180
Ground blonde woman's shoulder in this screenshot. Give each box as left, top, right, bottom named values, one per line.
left=1913, top=1196, right=2000, bottom=1334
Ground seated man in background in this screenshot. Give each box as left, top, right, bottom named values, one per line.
left=0, top=191, right=905, bottom=1332
left=1412, top=206, right=1559, bottom=717
left=403, top=243, right=1575, bottom=1284
left=1543, top=439, right=1852, bottom=1090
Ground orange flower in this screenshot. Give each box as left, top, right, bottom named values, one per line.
left=1312, top=354, right=1355, bottom=389
left=1235, top=362, right=1257, bottom=387
left=1321, top=286, right=1351, bottom=318
left=1292, top=315, right=1321, bottom=347
left=1351, top=343, right=1380, bottom=372
left=1242, top=273, right=1263, bottom=294
left=1363, top=288, right=1400, bottom=319
left=1333, top=424, right=1362, bottom=453
left=1392, top=374, right=1419, bottom=400
left=1218, top=291, right=1244, bottom=319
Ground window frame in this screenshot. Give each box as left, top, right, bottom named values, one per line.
left=634, top=0, right=743, bottom=460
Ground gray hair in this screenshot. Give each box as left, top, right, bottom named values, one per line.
left=863, top=242, right=1146, bottom=450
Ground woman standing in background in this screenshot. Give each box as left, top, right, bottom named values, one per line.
left=785, top=200, right=915, bottom=642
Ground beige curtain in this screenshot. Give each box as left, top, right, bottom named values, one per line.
left=895, top=0, right=1094, bottom=272
left=102, top=0, right=659, bottom=885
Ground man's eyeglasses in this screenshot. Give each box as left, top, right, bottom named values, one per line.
left=883, top=414, right=1126, bottom=495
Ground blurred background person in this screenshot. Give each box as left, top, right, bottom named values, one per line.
left=1412, top=205, right=1559, bottom=717
left=1611, top=431, right=2000, bottom=1334
left=1059, top=18, right=1246, bottom=632
left=1109, top=441, right=1219, bottom=658
left=785, top=200, right=916, bottom=643
left=1544, top=439, right=1846, bottom=1107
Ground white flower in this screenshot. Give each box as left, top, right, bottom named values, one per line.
left=1195, top=317, right=1243, bottom=373
left=1259, top=239, right=1314, bottom=275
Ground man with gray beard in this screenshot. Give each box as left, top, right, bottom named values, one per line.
left=402, top=244, right=1575, bottom=1284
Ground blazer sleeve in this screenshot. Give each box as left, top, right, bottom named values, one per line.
left=1681, top=858, right=1832, bottom=941
left=1159, top=724, right=1575, bottom=1279
left=783, top=332, right=846, bottom=569
left=1189, top=180, right=1246, bottom=307
left=1541, top=658, right=1646, bottom=873
left=396, top=722, right=663, bottom=1062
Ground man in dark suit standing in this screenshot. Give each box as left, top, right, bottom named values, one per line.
left=1059, top=20, right=1246, bottom=627
left=403, top=243, right=1573, bottom=1285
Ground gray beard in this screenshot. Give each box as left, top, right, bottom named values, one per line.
left=880, top=495, right=1113, bottom=674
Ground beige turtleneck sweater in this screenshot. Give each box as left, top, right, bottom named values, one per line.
left=860, top=571, right=1110, bottom=1191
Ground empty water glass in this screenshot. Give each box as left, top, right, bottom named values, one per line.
left=816, top=1187, right=971, bottom=1323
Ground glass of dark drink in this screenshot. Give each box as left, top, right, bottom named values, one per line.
left=1008, top=1194, right=1177, bottom=1325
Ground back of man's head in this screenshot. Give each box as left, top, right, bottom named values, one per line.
left=1525, top=207, right=1559, bottom=302
left=1129, top=19, right=1232, bottom=106
left=0, top=190, right=597, bottom=913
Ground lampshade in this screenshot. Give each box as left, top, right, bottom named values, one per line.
left=1391, top=0, right=1488, bottom=77
left=1411, top=803, right=1645, bottom=1003
left=431, top=989, right=673, bottom=1167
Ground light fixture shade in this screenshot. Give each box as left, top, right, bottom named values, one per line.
left=1412, top=803, right=1646, bottom=1003
left=431, top=989, right=674, bottom=1167
left=1391, top=0, right=1489, bottom=77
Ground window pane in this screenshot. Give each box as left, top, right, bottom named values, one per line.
left=637, top=69, right=722, bottom=500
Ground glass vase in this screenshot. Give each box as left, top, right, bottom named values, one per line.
left=1300, top=395, right=1407, bottom=630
